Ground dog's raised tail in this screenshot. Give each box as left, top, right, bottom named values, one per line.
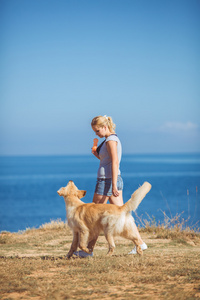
left=123, top=182, right=152, bottom=213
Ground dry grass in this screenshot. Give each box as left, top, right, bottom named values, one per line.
left=0, top=219, right=200, bottom=300
left=135, top=210, right=199, bottom=242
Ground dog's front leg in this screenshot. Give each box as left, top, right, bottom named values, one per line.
left=66, top=232, right=79, bottom=258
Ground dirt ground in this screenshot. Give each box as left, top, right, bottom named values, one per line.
left=0, top=223, right=200, bottom=300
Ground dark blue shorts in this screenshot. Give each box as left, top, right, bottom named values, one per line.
left=94, top=176, right=123, bottom=196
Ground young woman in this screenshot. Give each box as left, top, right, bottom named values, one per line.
left=75, top=115, right=147, bottom=257
left=91, top=115, right=123, bottom=206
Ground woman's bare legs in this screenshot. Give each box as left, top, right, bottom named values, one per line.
left=93, top=191, right=123, bottom=206
left=92, top=193, right=109, bottom=204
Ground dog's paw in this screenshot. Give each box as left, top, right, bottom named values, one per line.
left=79, top=247, right=91, bottom=254
left=66, top=252, right=73, bottom=259
left=136, top=246, right=143, bottom=255
left=106, top=247, right=115, bottom=256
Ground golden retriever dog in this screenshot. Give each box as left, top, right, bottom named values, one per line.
left=57, top=180, right=151, bottom=258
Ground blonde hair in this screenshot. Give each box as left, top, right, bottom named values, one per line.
left=91, top=115, right=116, bottom=133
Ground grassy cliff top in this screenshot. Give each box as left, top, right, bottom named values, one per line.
left=0, top=220, right=200, bottom=300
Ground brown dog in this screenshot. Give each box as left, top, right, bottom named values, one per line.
left=57, top=180, right=151, bottom=258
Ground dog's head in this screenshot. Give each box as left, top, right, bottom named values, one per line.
left=57, top=180, right=86, bottom=199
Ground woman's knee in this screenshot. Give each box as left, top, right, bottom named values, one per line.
left=93, top=193, right=109, bottom=204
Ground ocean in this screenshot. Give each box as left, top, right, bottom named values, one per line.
left=0, top=153, right=200, bottom=233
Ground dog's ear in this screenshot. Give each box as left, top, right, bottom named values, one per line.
left=77, top=190, right=86, bottom=199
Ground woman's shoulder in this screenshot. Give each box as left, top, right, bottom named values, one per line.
left=106, top=134, right=120, bottom=142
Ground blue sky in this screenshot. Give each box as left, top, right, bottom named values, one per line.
left=0, top=0, right=199, bottom=155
